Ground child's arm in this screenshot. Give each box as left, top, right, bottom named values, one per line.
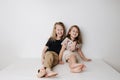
left=59, top=45, right=66, bottom=64
left=41, top=46, right=48, bottom=64
left=77, top=48, right=91, bottom=61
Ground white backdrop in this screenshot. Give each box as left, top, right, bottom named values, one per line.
left=0, top=0, right=120, bottom=72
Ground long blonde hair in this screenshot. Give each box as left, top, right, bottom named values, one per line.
left=67, top=25, right=82, bottom=44
left=50, top=22, right=66, bottom=41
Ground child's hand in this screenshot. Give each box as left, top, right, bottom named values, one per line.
left=59, top=61, right=64, bottom=64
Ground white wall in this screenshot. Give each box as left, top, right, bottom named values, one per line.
left=0, top=0, right=120, bottom=72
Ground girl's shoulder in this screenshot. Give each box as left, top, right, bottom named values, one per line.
left=47, top=37, right=55, bottom=43
left=48, top=37, right=53, bottom=41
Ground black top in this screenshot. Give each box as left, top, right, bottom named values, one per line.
left=46, top=38, right=63, bottom=55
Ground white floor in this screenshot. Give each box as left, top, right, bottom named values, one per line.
left=0, top=58, right=120, bottom=80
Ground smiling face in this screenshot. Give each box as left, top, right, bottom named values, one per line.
left=51, top=22, right=66, bottom=40
left=67, top=25, right=82, bottom=44
left=55, top=24, right=64, bottom=39
left=69, top=27, right=79, bottom=40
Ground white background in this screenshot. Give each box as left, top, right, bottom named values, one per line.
left=0, top=0, right=120, bottom=72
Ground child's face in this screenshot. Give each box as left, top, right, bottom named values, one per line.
left=55, top=24, right=64, bottom=38
left=69, top=27, right=78, bottom=39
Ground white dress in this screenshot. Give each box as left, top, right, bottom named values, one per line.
left=61, top=37, right=82, bottom=62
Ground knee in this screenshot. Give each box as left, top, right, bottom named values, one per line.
left=45, top=52, right=53, bottom=59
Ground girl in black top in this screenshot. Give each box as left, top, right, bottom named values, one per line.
left=37, top=22, right=66, bottom=78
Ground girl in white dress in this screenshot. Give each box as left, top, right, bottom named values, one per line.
left=59, top=25, right=91, bottom=73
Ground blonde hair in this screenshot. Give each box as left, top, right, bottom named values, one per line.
left=66, top=25, right=83, bottom=44
left=50, top=22, right=66, bottom=41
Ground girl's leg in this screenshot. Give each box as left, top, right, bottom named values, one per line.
left=44, top=51, right=58, bottom=77
left=70, top=66, right=82, bottom=73
left=52, top=52, right=59, bottom=67
left=68, top=54, right=83, bottom=68
left=68, top=54, right=84, bottom=73
left=44, top=51, right=54, bottom=68
left=70, top=64, right=86, bottom=73
left=37, top=51, right=58, bottom=78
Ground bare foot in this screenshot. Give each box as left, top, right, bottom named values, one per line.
left=70, top=64, right=86, bottom=73
left=45, top=71, right=58, bottom=77
left=70, top=67, right=82, bottom=73
left=70, top=63, right=83, bottom=69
